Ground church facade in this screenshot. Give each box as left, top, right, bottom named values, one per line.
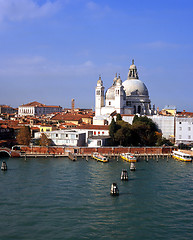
left=95, top=60, right=156, bottom=117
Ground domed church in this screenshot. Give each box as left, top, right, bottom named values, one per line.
left=95, top=60, right=156, bottom=117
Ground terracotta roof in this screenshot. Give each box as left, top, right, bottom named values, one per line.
left=31, top=127, right=40, bottom=130
left=20, top=101, right=61, bottom=108
left=51, top=113, right=83, bottom=121
left=21, top=101, right=45, bottom=107
left=177, top=112, right=193, bottom=117
left=71, top=124, right=109, bottom=130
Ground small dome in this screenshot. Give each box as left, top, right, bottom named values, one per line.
left=122, top=79, right=149, bottom=96
left=129, top=64, right=137, bottom=70
left=116, top=75, right=122, bottom=85
left=97, top=75, right=103, bottom=86
left=105, top=86, right=115, bottom=100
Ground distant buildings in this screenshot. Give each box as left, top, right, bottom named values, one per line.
left=0, top=105, right=17, bottom=115
left=18, top=101, right=62, bottom=117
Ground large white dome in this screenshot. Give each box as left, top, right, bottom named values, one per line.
left=122, top=79, right=149, bottom=96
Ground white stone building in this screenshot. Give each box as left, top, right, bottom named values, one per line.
left=175, top=117, right=193, bottom=145
left=121, top=114, right=175, bottom=140
left=18, top=101, right=62, bottom=117
left=94, top=60, right=156, bottom=120
left=34, top=130, right=86, bottom=146
left=70, top=125, right=110, bottom=147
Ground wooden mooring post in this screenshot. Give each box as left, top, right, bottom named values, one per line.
left=68, top=152, right=76, bottom=161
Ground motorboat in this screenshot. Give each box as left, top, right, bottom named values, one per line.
left=120, top=153, right=137, bottom=162
left=121, top=169, right=128, bottom=180
left=172, top=150, right=192, bottom=162
left=92, top=152, right=109, bottom=163
left=110, top=183, right=119, bottom=196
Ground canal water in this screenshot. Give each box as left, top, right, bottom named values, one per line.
left=1, top=157, right=193, bottom=240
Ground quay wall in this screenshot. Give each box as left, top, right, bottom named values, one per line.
left=18, top=146, right=175, bottom=157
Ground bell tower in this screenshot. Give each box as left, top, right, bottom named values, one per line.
left=95, top=75, right=104, bottom=116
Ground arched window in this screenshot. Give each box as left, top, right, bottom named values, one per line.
left=134, top=106, right=136, bottom=114
left=138, top=106, right=141, bottom=114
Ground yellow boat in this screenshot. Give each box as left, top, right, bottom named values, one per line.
left=92, top=152, right=109, bottom=163
left=172, top=150, right=192, bottom=162
left=120, top=153, right=137, bottom=162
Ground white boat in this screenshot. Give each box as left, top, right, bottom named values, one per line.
left=120, top=153, right=137, bottom=162
left=172, top=150, right=192, bottom=162
left=130, top=162, right=136, bottom=171
left=92, top=152, right=109, bottom=163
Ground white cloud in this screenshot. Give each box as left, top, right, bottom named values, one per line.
left=0, top=0, right=61, bottom=22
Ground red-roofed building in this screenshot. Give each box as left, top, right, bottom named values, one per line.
left=18, top=101, right=62, bottom=117
left=0, top=105, right=17, bottom=115
left=51, top=112, right=93, bottom=125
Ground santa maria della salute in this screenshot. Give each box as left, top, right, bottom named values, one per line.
left=95, top=60, right=156, bottom=119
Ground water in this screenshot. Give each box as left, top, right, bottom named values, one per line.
left=1, top=157, right=193, bottom=240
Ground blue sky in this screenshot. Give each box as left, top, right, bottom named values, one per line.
left=0, top=0, right=193, bottom=111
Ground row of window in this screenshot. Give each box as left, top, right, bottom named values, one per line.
left=52, top=134, right=79, bottom=139
left=179, top=135, right=191, bottom=139
left=179, top=127, right=191, bottom=131
left=179, top=122, right=193, bottom=124
left=94, top=131, right=105, bottom=135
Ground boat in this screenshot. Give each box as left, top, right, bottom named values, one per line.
left=92, top=152, right=109, bottom=163
left=110, top=183, right=119, bottom=196
left=120, top=153, right=137, bottom=162
left=1, top=161, right=7, bottom=171
left=121, top=169, right=128, bottom=180
left=172, top=150, right=192, bottom=162
left=130, top=162, right=136, bottom=171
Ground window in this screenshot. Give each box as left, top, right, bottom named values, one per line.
left=56, top=134, right=58, bottom=137
left=188, top=135, right=191, bottom=139
left=76, top=135, right=78, bottom=138
left=98, top=131, right=100, bottom=135
left=94, top=131, right=96, bottom=135
left=97, top=140, right=101, bottom=146
left=96, top=90, right=100, bottom=95
left=188, top=127, right=191, bottom=131
left=179, top=127, right=182, bottom=131
left=109, top=101, right=111, bottom=106
left=102, top=131, right=104, bottom=134
left=66, top=134, right=68, bottom=137
left=88, top=131, right=93, bottom=137
left=179, top=135, right=181, bottom=139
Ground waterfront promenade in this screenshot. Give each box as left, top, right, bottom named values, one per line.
left=0, top=146, right=175, bottom=158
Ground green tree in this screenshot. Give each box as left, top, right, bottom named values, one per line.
left=116, top=114, right=122, bottom=122
left=109, top=118, right=119, bottom=145
left=114, top=121, right=132, bottom=146
left=16, top=126, right=31, bottom=145
left=40, top=133, right=51, bottom=146
left=132, top=121, right=157, bottom=146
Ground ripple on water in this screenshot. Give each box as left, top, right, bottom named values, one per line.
left=1, top=157, right=193, bottom=240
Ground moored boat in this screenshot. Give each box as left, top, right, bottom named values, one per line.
left=120, top=153, right=137, bottom=162
left=110, top=183, right=119, bottom=196
left=172, top=150, right=192, bottom=162
left=92, top=152, right=109, bottom=163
